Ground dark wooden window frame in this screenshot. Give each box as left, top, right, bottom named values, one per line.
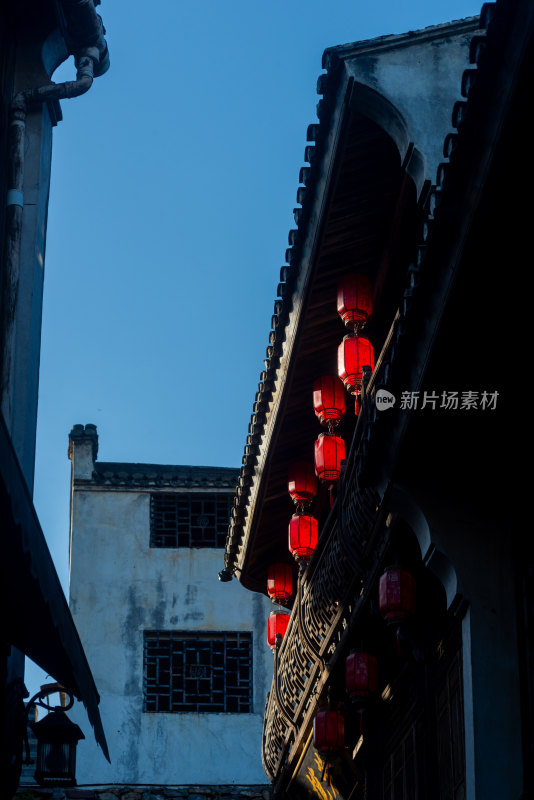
left=150, top=492, right=232, bottom=548
left=143, top=630, right=253, bottom=713
left=378, top=620, right=465, bottom=800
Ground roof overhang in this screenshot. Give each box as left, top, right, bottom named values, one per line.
left=239, top=110, right=418, bottom=593
left=229, top=52, right=425, bottom=593
left=225, top=15, right=500, bottom=595
left=0, top=414, right=109, bottom=760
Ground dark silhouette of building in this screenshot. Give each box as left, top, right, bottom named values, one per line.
left=1, top=1, right=110, bottom=793
left=223, top=3, right=529, bottom=797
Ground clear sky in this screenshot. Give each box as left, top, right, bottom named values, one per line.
left=27, top=0, right=480, bottom=695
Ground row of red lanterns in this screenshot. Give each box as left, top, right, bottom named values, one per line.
left=313, top=566, right=417, bottom=755
left=266, top=561, right=292, bottom=648
left=343, top=273, right=374, bottom=413
left=320, top=273, right=376, bottom=421
left=265, top=275, right=378, bottom=650
left=338, top=272, right=375, bottom=398
left=313, top=375, right=345, bottom=506
left=311, top=274, right=375, bottom=511
left=266, top=462, right=320, bottom=648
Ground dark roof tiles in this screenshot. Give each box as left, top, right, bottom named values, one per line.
left=89, top=462, right=238, bottom=489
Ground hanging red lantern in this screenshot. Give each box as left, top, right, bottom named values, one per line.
left=313, top=711, right=345, bottom=754
left=314, top=433, right=346, bottom=484
left=267, top=563, right=293, bottom=602
left=379, top=567, right=416, bottom=624
left=267, top=612, right=290, bottom=648
left=345, top=651, right=378, bottom=699
left=313, top=376, right=346, bottom=428
left=288, top=461, right=317, bottom=508
left=338, top=335, right=375, bottom=393
left=289, top=513, right=318, bottom=563
left=337, top=273, right=373, bottom=331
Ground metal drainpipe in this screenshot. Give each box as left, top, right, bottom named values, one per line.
left=0, top=46, right=100, bottom=425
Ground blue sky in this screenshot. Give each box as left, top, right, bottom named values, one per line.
left=27, top=0, right=480, bottom=694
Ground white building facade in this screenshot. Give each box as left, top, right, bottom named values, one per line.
left=67, top=424, right=273, bottom=787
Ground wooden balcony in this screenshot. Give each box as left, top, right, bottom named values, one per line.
left=261, top=390, right=385, bottom=780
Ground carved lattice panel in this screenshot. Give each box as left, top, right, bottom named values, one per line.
left=261, top=488, right=380, bottom=779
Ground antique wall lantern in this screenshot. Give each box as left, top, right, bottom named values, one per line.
left=267, top=611, right=290, bottom=649
left=379, top=566, right=416, bottom=623
left=345, top=650, right=378, bottom=736
left=345, top=651, right=378, bottom=700
left=25, top=683, right=84, bottom=788
left=337, top=273, right=373, bottom=332
left=379, top=566, right=416, bottom=655
left=288, top=513, right=319, bottom=563
left=313, top=376, right=346, bottom=430
left=288, top=461, right=317, bottom=509
left=267, top=563, right=293, bottom=602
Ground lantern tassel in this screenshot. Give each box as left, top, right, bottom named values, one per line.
left=329, top=485, right=334, bottom=508
left=396, top=626, right=402, bottom=657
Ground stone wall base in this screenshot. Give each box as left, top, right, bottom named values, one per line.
left=14, top=787, right=272, bottom=800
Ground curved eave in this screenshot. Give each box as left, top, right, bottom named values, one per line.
left=0, top=415, right=109, bottom=760
left=322, top=16, right=480, bottom=68
left=235, top=99, right=418, bottom=594
left=225, top=13, right=492, bottom=596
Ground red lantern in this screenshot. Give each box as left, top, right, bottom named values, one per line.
left=338, top=335, right=375, bottom=393
left=289, top=513, right=318, bottom=562
left=337, top=273, right=373, bottom=331
left=267, top=563, right=293, bottom=602
left=313, top=376, right=346, bottom=428
left=345, top=651, right=378, bottom=699
left=379, top=567, right=416, bottom=623
left=314, top=433, right=346, bottom=484
left=313, top=711, right=345, bottom=754
left=267, top=612, right=290, bottom=648
left=288, top=461, right=317, bottom=508
left=337, top=273, right=373, bottom=330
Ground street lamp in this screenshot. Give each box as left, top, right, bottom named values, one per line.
left=25, top=683, right=84, bottom=788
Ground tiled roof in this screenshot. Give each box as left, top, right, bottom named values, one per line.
left=90, top=462, right=239, bottom=489
left=224, top=5, right=505, bottom=578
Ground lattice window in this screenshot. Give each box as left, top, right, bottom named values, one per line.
left=436, top=652, right=465, bottom=799
left=143, top=631, right=253, bottom=713
left=150, top=493, right=232, bottom=548
left=382, top=717, right=422, bottom=799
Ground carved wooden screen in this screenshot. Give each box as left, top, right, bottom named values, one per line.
left=261, top=487, right=380, bottom=779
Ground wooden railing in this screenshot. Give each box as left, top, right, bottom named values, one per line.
left=262, top=478, right=380, bottom=779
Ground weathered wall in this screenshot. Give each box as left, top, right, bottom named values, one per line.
left=69, top=486, right=273, bottom=785
left=342, top=21, right=478, bottom=187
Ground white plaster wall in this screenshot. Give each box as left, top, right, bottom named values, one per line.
left=69, top=488, right=273, bottom=785
left=345, top=27, right=476, bottom=184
